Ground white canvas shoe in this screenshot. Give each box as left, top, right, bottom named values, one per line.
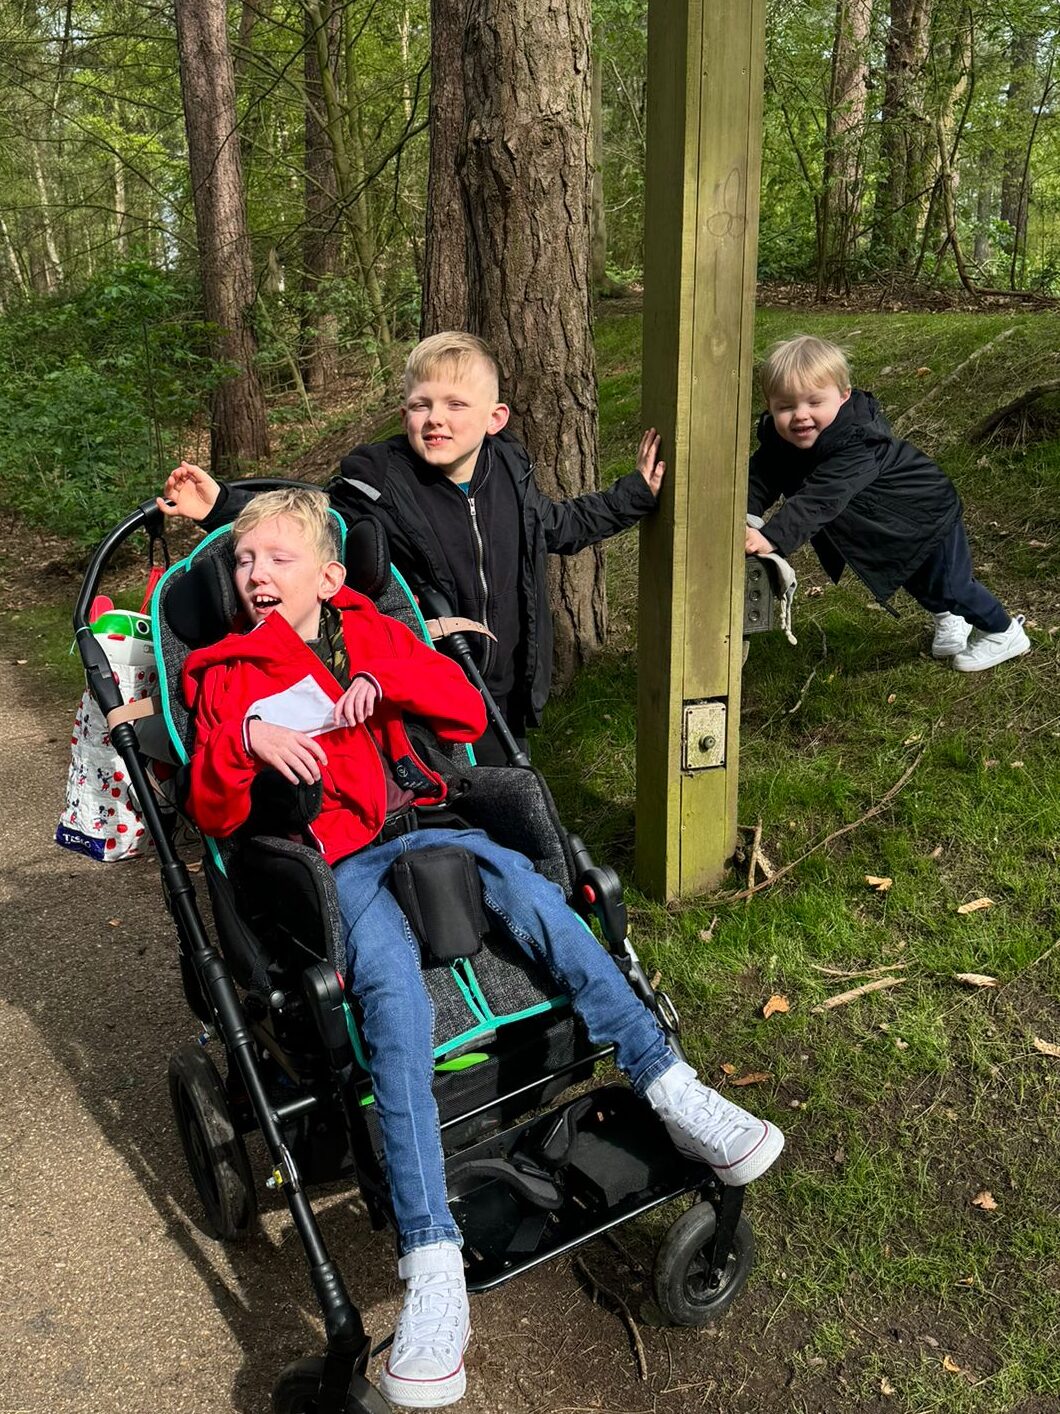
left=931, top=612, right=972, bottom=658
left=952, top=616, right=1030, bottom=672
left=646, top=1061, right=785, bottom=1185
left=379, top=1243, right=470, bottom=1408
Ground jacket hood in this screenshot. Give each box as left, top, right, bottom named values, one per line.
left=182, top=584, right=373, bottom=702
left=756, top=387, right=887, bottom=455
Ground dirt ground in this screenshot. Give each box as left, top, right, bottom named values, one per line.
left=0, top=539, right=854, bottom=1414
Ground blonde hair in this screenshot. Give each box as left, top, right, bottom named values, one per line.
left=232, top=487, right=342, bottom=564
left=404, top=331, right=501, bottom=398
left=759, top=336, right=852, bottom=404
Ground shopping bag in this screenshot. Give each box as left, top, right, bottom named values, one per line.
left=56, top=609, right=159, bottom=862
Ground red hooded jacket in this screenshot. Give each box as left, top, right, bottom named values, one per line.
left=181, top=585, right=487, bottom=864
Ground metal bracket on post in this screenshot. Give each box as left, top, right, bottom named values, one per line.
left=682, top=701, right=727, bottom=771
left=743, top=558, right=777, bottom=635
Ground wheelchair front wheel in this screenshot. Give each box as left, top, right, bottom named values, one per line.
left=653, top=1201, right=755, bottom=1326
left=272, top=1358, right=390, bottom=1414
left=168, top=1043, right=257, bottom=1241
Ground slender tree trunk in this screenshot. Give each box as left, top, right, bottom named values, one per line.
left=1000, top=28, right=1037, bottom=270
left=462, top=0, right=602, bottom=685
left=302, top=0, right=341, bottom=391
left=32, top=145, right=62, bottom=290
left=871, top=0, right=930, bottom=269
left=974, top=155, right=993, bottom=265
left=114, top=150, right=128, bottom=260
left=0, top=215, right=28, bottom=297
left=817, top=0, right=873, bottom=297
left=175, top=0, right=269, bottom=470
left=421, top=0, right=470, bottom=334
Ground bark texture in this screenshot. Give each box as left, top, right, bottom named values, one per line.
left=462, top=0, right=602, bottom=687
left=871, top=0, right=930, bottom=269
left=421, top=0, right=471, bottom=334
left=817, top=0, right=873, bottom=295
left=302, top=0, right=341, bottom=390
left=175, top=0, right=269, bottom=470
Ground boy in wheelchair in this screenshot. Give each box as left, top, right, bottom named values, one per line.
left=182, top=488, right=784, bottom=1409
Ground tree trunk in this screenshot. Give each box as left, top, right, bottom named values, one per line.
left=32, top=145, right=63, bottom=291
left=974, top=157, right=993, bottom=266
left=871, top=0, right=930, bottom=270
left=0, top=215, right=28, bottom=297
left=175, top=0, right=269, bottom=471
left=302, top=0, right=341, bottom=391
left=114, top=149, right=128, bottom=260
left=421, top=0, right=470, bottom=335
left=462, top=0, right=602, bottom=686
left=590, top=45, right=608, bottom=293
left=1000, top=28, right=1037, bottom=268
left=817, top=0, right=872, bottom=297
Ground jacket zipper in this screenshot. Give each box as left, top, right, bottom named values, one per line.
left=467, top=493, right=494, bottom=677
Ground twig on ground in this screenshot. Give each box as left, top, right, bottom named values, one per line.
left=719, top=749, right=926, bottom=902
left=811, top=962, right=909, bottom=979
left=788, top=624, right=828, bottom=716
left=747, top=819, right=763, bottom=888
left=572, top=1254, right=649, bottom=1381
left=894, top=326, right=1017, bottom=437
left=812, top=976, right=907, bottom=1013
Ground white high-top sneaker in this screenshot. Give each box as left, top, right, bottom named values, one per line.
left=953, top=616, right=1030, bottom=672
left=931, top=612, right=972, bottom=658
left=646, top=1061, right=785, bottom=1185
left=379, top=1242, right=470, bottom=1408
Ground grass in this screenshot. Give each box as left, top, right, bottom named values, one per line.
left=6, top=299, right=1059, bottom=1412
left=532, top=302, right=1060, bottom=1411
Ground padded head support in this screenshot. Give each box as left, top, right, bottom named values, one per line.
left=162, top=511, right=391, bottom=651
left=163, top=548, right=240, bottom=649
left=344, top=514, right=389, bottom=600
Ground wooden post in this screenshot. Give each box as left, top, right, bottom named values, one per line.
left=635, top=0, right=766, bottom=899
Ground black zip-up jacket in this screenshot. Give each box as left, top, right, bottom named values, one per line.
left=748, top=389, right=962, bottom=605
left=202, top=429, right=657, bottom=725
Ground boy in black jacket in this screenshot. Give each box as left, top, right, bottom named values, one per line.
left=160, top=332, right=664, bottom=758
left=744, top=336, right=1029, bottom=672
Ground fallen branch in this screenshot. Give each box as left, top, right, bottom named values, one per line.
left=969, top=379, right=1060, bottom=442
left=720, top=749, right=925, bottom=902
left=812, top=962, right=909, bottom=980
left=893, top=326, right=1016, bottom=437
left=572, top=1255, right=648, bottom=1380
left=812, top=975, right=907, bottom=1013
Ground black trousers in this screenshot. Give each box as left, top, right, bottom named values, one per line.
left=902, top=520, right=1010, bottom=633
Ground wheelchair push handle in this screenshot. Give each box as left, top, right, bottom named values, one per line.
left=416, top=586, right=531, bottom=768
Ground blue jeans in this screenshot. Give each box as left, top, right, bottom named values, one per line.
left=332, top=827, right=674, bottom=1253
left=903, top=520, right=1010, bottom=633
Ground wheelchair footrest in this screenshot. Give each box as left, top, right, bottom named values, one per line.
left=447, top=1084, right=714, bottom=1291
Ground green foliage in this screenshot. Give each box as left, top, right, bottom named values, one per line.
left=0, top=263, right=222, bottom=543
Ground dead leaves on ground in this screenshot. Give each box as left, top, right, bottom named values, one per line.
left=865, top=874, right=893, bottom=892
left=952, top=972, right=999, bottom=988
left=957, top=897, right=994, bottom=914
left=971, top=1190, right=998, bottom=1211
left=1033, top=1036, right=1060, bottom=1058
left=719, top=1062, right=772, bottom=1087
left=762, top=993, right=790, bottom=1019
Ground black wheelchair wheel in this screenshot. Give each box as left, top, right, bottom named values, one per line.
left=652, top=1201, right=755, bottom=1326
left=168, top=1043, right=257, bottom=1241
left=272, top=1358, right=390, bottom=1414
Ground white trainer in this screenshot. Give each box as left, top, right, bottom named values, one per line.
left=931, top=612, right=971, bottom=658
left=952, top=615, right=1030, bottom=673
left=646, top=1061, right=785, bottom=1186
left=379, top=1242, right=470, bottom=1409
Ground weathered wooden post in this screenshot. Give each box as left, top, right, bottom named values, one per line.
left=635, top=0, right=766, bottom=899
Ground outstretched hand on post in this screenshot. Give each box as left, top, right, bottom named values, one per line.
left=745, top=526, right=775, bottom=556
left=157, top=461, right=222, bottom=522
left=637, top=428, right=666, bottom=497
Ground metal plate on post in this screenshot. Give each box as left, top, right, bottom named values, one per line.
left=743, top=559, right=776, bottom=634
left=682, top=701, right=727, bottom=771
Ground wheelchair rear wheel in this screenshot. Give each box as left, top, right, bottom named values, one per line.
left=272, top=1358, right=390, bottom=1414
left=168, top=1043, right=257, bottom=1241
left=653, top=1201, right=754, bottom=1326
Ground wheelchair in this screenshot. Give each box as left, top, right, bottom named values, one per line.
left=74, top=487, right=758, bottom=1414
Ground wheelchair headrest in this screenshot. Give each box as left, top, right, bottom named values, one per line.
left=164, top=513, right=391, bottom=649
